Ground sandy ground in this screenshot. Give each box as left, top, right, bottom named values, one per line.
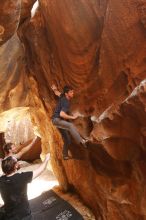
left=0, top=160, right=95, bottom=220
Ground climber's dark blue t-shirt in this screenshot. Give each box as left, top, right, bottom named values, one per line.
left=52, top=96, right=70, bottom=119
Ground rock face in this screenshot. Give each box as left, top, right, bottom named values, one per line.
left=0, top=0, right=146, bottom=219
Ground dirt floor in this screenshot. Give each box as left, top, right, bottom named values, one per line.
left=0, top=160, right=95, bottom=220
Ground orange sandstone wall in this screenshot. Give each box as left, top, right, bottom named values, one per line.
left=0, top=0, right=146, bottom=219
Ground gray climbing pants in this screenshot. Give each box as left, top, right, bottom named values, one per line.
left=52, top=118, right=82, bottom=144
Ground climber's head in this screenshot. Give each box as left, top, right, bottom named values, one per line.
left=3, top=143, right=16, bottom=155
left=1, top=156, right=19, bottom=175
left=63, top=85, right=74, bottom=99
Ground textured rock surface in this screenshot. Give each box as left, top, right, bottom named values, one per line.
left=0, top=0, right=146, bottom=219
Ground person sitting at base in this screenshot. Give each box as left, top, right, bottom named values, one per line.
left=0, top=153, right=50, bottom=220
left=3, top=136, right=38, bottom=160
left=51, top=84, right=88, bottom=160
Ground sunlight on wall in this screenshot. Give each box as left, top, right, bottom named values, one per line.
left=31, top=1, right=39, bottom=18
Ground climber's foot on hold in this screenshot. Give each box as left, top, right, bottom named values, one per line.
left=80, top=139, right=89, bottom=148
left=63, top=155, right=72, bottom=160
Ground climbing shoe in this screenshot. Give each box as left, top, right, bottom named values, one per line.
left=63, top=155, right=70, bottom=160
left=80, top=139, right=89, bottom=148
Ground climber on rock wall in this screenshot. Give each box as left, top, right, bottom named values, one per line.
left=51, top=84, right=88, bottom=160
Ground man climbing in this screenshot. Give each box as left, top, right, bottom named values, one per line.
left=3, top=136, right=38, bottom=160
left=0, top=153, right=50, bottom=220
left=51, top=84, right=88, bottom=160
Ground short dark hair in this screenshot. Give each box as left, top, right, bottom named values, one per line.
left=2, top=156, right=17, bottom=175
left=63, top=85, right=73, bottom=94
left=3, top=143, right=13, bottom=154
